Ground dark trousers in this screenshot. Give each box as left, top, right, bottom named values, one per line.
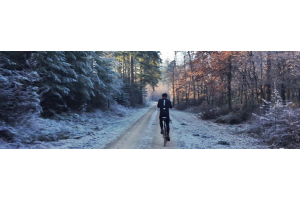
left=159, top=115, right=170, bottom=134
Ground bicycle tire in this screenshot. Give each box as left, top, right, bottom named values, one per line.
left=163, top=121, right=167, bottom=147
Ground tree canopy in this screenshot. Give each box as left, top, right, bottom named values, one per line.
left=0, top=51, right=161, bottom=123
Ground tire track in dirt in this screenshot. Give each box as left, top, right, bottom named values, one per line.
left=104, top=105, right=156, bottom=149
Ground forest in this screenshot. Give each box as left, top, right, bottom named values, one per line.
left=164, top=51, right=300, bottom=109
left=0, top=51, right=160, bottom=118
left=162, top=51, right=300, bottom=148
left=1, top=51, right=300, bottom=148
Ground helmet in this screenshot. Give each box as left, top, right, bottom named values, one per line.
left=162, top=93, right=168, bottom=97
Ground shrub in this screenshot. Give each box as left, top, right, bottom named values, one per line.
left=176, top=103, right=189, bottom=111
left=201, top=108, right=220, bottom=120
left=214, top=109, right=252, bottom=124
left=199, top=103, right=229, bottom=120
left=219, top=105, right=230, bottom=116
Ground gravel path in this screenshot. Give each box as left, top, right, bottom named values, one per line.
left=104, top=105, right=177, bottom=149
left=103, top=105, right=267, bottom=149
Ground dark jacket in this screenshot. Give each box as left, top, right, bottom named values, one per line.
left=157, top=98, right=172, bottom=117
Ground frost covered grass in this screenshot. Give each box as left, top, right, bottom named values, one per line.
left=170, top=108, right=267, bottom=149
left=241, top=84, right=300, bottom=149
left=249, top=107, right=300, bottom=149
left=173, top=103, right=300, bottom=149
left=0, top=102, right=153, bottom=149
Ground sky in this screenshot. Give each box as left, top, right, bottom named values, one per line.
left=160, top=51, right=174, bottom=64
left=160, top=51, right=184, bottom=65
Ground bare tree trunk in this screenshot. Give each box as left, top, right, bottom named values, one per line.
left=134, top=60, right=137, bottom=84
left=211, top=87, right=214, bottom=105
left=127, top=54, right=130, bottom=84
left=287, top=67, right=291, bottom=101
left=201, top=79, right=204, bottom=104
left=244, top=75, right=248, bottom=107
left=177, top=88, right=180, bottom=106
left=183, top=55, right=188, bottom=101
left=252, top=60, right=259, bottom=105
left=122, top=53, right=125, bottom=79
left=187, top=75, right=191, bottom=102
left=240, top=87, right=242, bottom=104
left=281, top=61, right=286, bottom=104
left=259, top=53, right=264, bottom=104
left=197, top=81, right=200, bottom=105
left=130, top=53, right=135, bottom=107
left=227, top=59, right=232, bottom=112
left=173, top=52, right=176, bottom=106
left=265, top=52, right=272, bottom=103
left=188, top=51, right=196, bottom=105
left=139, top=65, right=143, bottom=104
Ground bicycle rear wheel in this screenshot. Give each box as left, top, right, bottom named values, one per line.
left=163, top=122, right=167, bottom=147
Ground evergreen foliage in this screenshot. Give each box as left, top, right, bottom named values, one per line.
left=0, top=52, right=42, bottom=124
left=0, top=51, right=161, bottom=125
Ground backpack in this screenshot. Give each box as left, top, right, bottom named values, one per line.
left=161, top=99, right=168, bottom=117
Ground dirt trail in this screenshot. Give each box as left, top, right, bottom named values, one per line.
left=103, top=103, right=265, bottom=149
left=104, top=105, right=177, bottom=149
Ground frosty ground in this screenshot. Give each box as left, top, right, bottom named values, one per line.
left=0, top=101, right=268, bottom=149
left=0, top=103, right=152, bottom=149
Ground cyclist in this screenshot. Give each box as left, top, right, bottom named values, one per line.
left=157, top=93, right=172, bottom=141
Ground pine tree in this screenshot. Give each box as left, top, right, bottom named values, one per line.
left=92, top=51, right=121, bottom=109
left=0, top=52, right=42, bottom=123
left=111, top=51, right=161, bottom=106
left=64, top=51, right=94, bottom=111
left=31, top=51, right=74, bottom=117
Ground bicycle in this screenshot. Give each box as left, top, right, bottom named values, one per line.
left=162, top=117, right=168, bottom=147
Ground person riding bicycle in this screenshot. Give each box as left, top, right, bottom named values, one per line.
left=157, top=93, right=172, bottom=141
